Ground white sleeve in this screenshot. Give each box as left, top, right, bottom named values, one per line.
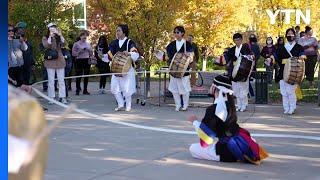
left=129, top=52, right=139, bottom=62
left=60, top=36, right=65, bottom=43
left=192, top=120, right=201, bottom=131
left=8, top=135, right=31, bottom=173
left=20, top=41, right=28, bottom=51
left=102, top=54, right=109, bottom=62
left=47, top=36, right=52, bottom=45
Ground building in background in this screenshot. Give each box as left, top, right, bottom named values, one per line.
left=68, top=0, right=87, bottom=30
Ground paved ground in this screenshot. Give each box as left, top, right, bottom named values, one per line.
left=34, top=83, right=320, bottom=180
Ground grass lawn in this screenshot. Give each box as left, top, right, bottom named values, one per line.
left=268, top=81, right=319, bottom=103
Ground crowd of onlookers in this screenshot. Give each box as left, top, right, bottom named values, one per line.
left=8, top=22, right=320, bottom=106
left=222, top=25, right=320, bottom=86
left=8, top=22, right=113, bottom=105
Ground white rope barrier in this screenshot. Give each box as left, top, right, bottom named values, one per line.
left=31, top=70, right=224, bottom=85
left=31, top=73, right=320, bottom=141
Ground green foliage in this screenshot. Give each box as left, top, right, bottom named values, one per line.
left=9, top=0, right=79, bottom=68
left=88, top=0, right=188, bottom=70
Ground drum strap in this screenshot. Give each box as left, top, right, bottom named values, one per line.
left=287, top=49, right=293, bottom=58
left=285, top=43, right=294, bottom=58
left=126, top=39, right=131, bottom=52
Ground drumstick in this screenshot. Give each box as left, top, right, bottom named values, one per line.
left=107, top=51, right=114, bottom=60
left=22, top=105, right=75, bottom=167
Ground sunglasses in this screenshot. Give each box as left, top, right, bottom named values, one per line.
left=174, top=31, right=181, bottom=34
left=8, top=29, right=14, bottom=32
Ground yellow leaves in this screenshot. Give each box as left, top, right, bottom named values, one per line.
left=88, top=0, right=187, bottom=66
left=254, top=0, right=319, bottom=40
left=87, top=0, right=319, bottom=67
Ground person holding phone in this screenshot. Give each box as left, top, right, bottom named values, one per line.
left=42, top=22, right=67, bottom=104
left=72, top=30, right=94, bottom=95
left=8, top=24, right=28, bottom=87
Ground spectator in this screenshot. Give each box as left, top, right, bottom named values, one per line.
left=295, top=25, right=301, bottom=42
left=275, top=36, right=285, bottom=49
left=261, top=37, right=276, bottom=83
left=8, top=24, right=28, bottom=87
left=248, top=34, right=260, bottom=73
left=61, top=46, right=73, bottom=98
left=67, top=34, right=80, bottom=91
left=274, top=36, right=285, bottom=83
left=298, top=26, right=318, bottom=87
left=300, top=31, right=306, bottom=38
left=95, top=35, right=110, bottom=94
left=72, top=30, right=93, bottom=95
left=15, top=22, right=35, bottom=85
left=187, top=34, right=200, bottom=87
left=42, top=22, right=67, bottom=104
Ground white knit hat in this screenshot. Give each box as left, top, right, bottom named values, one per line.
left=47, top=22, right=57, bottom=28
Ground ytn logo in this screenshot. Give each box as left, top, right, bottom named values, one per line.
left=266, top=9, right=311, bottom=25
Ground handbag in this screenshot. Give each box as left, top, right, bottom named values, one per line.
left=88, top=56, right=97, bottom=65
left=44, top=49, right=58, bottom=60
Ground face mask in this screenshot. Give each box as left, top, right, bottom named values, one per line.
left=286, top=35, right=295, bottom=42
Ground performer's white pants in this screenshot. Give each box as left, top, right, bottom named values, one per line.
left=111, top=68, right=136, bottom=109
left=279, top=80, right=297, bottom=112
left=232, top=80, right=249, bottom=109
left=114, top=92, right=132, bottom=109
left=189, top=143, right=220, bottom=161
left=172, top=93, right=190, bottom=109
left=169, top=75, right=191, bottom=109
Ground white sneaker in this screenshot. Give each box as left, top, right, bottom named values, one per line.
left=240, top=106, right=246, bottom=112
left=61, top=98, right=68, bottom=104
left=98, top=89, right=103, bottom=94
left=126, top=107, right=131, bottom=112
left=236, top=105, right=241, bottom=111
left=115, top=107, right=124, bottom=111
left=288, top=109, right=295, bottom=115
left=48, top=98, right=55, bottom=105
left=101, top=89, right=106, bottom=94
left=175, top=106, right=180, bottom=112
left=284, top=109, right=289, bottom=114
left=181, top=107, right=188, bottom=111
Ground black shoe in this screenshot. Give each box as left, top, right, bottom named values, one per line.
left=76, top=91, right=80, bottom=95
left=83, top=91, right=90, bottom=95
left=42, top=106, right=48, bottom=111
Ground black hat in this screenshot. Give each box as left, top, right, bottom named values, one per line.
left=213, top=74, right=232, bottom=89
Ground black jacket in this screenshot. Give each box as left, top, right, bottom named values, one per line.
left=200, top=97, right=240, bottom=162
left=166, top=40, right=194, bottom=77
left=226, top=43, right=252, bottom=77
left=275, top=43, right=304, bottom=81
